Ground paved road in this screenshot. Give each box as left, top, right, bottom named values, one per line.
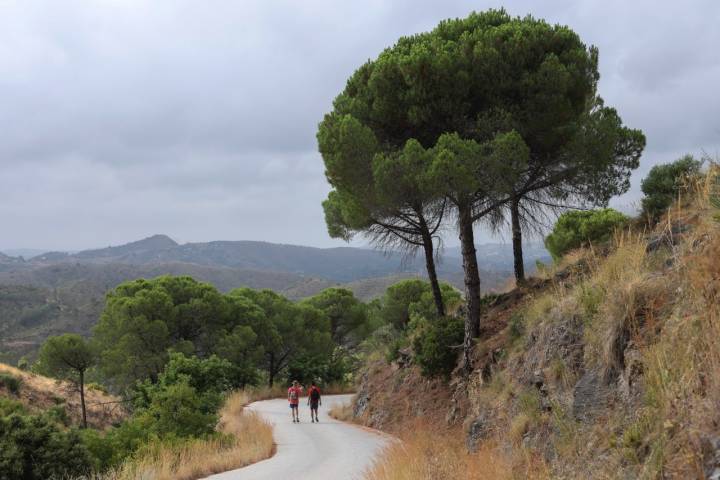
left=205, top=394, right=390, bottom=480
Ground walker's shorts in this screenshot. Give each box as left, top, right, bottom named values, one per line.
left=290, top=404, right=299, bottom=409
left=309, top=401, right=319, bottom=410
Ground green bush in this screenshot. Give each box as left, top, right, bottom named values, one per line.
left=545, top=208, right=629, bottom=260
left=16, top=357, right=29, bottom=371
left=133, top=353, right=233, bottom=412
left=508, top=312, right=525, bottom=342
left=137, top=380, right=218, bottom=439
left=286, top=347, right=352, bottom=386
left=0, top=372, right=21, bottom=394
left=641, top=154, right=702, bottom=221
left=411, top=315, right=464, bottom=378
left=381, top=279, right=432, bottom=330
left=0, top=412, right=94, bottom=479
left=0, top=398, right=26, bottom=416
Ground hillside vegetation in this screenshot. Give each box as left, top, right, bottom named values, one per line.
left=0, top=256, right=456, bottom=478
left=345, top=164, right=720, bottom=479
left=0, top=237, right=517, bottom=363
left=0, top=362, right=126, bottom=429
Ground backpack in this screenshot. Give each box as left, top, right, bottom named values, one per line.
left=310, top=387, right=320, bottom=401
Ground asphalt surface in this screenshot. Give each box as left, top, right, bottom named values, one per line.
left=205, top=394, right=390, bottom=480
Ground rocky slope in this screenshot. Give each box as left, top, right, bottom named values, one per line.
left=347, top=180, right=720, bottom=478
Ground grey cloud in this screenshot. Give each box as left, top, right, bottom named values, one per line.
left=0, top=0, right=718, bottom=250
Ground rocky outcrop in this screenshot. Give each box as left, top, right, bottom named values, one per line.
left=572, top=369, right=613, bottom=421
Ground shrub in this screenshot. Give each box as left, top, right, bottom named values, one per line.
left=0, top=372, right=21, bottom=394
left=381, top=280, right=432, bottom=330
left=16, top=357, right=29, bottom=371
left=0, top=412, right=94, bottom=479
left=411, top=315, right=464, bottom=378
left=0, top=398, right=26, bottom=416
left=545, top=208, right=628, bottom=260
left=86, top=382, right=108, bottom=394
left=508, top=312, right=525, bottom=342
left=134, top=353, right=234, bottom=412
left=640, top=154, right=702, bottom=221
left=137, top=379, right=219, bottom=439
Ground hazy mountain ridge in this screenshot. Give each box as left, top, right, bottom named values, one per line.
left=5, top=235, right=550, bottom=279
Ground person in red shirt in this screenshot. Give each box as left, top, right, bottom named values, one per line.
left=307, top=382, right=322, bottom=423
left=287, top=380, right=303, bottom=423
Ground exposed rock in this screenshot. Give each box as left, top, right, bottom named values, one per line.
left=573, top=369, right=612, bottom=421
left=512, top=304, right=584, bottom=387
left=465, top=411, right=491, bottom=452
left=702, top=435, right=720, bottom=480
left=353, top=373, right=370, bottom=418
left=646, top=221, right=691, bottom=253
left=618, top=342, right=644, bottom=404
left=396, top=347, right=412, bottom=368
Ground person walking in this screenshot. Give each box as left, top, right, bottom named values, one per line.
left=288, top=380, right=303, bottom=423
left=307, top=382, right=322, bottom=423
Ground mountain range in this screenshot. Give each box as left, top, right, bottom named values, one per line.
left=0, top=234, right=550, bottom=362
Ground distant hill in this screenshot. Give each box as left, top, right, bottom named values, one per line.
left=0, top=249, right=47, bottom=260
left=0, top=235, right=548, bottom=362
left=28, top=235, right=449, bottom=283
left=442, top=242, right=552, bottom=271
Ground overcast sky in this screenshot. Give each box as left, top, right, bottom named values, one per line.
left=1, top=0, right=718, bottom=251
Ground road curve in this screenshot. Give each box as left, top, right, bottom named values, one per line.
left=205, top=394, right=390, bottom=480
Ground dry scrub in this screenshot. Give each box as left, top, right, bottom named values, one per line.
left=328, top=398, right=354, bottom=422
left=104, top=390, right=273, bottom=480
left=0, top=362, right=126, bottom=428
left=359, top=165, right=720, bottom=479
left=364, top=421, right=519, bottom=480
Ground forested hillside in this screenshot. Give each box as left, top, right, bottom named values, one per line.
left=0, top=237, right=528, bottom=362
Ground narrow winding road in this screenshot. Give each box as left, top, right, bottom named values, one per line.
left=205, top=394, right=390, bottom=480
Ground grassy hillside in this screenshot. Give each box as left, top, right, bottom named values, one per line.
left=347, top=169, right=720, bottom=478
left=0, top=363, right=126, bottom=429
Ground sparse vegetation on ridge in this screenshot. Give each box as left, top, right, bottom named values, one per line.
left=101, top=390, right=273, bottom=480
left=349, top=160, right=720, bottom=479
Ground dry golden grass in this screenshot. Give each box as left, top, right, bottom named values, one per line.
left=364, top=421, right=520, bottom=480
left=0, top=362, right=127, bottom=428
left=104, top=390, right=274, bottom=480
left=362, top=169, right=720, bottom=479
left=328, top=399, right=354, bottom=422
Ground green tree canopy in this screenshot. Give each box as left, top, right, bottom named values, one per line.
left=228, top=288, right=334, bottom=386
left=544, top=208, right=629, bottom=260
left=380, top=279, right=460, bottom=330
left=641, top=155, right=702, bottom=221
left=320, top=9, right=645, bottom=370
left=94, top=276, right=246, bottom=391
left=36, top=334, right=95, bottom=428
left=319, top=120, right=448, bottom=317
left=301, top=288, right=369, bottom=346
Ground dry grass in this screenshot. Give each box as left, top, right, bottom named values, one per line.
left=104, top=390, right=274, bottom=480
left=0, top=363, right=127, bottom=428
left=328, top=398, right=355, bottom=422
left=363, top=168, right=720, bottom=479
left=364, top=421, right=521, bottom=480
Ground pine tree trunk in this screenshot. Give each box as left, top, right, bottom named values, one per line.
left=79, top=370, right=87, bottom=429
left=510, top=198, right=526, bottom=285
left=458, top=203, right=482, bottom=372
left=420, top=228, right=445, bottom=318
